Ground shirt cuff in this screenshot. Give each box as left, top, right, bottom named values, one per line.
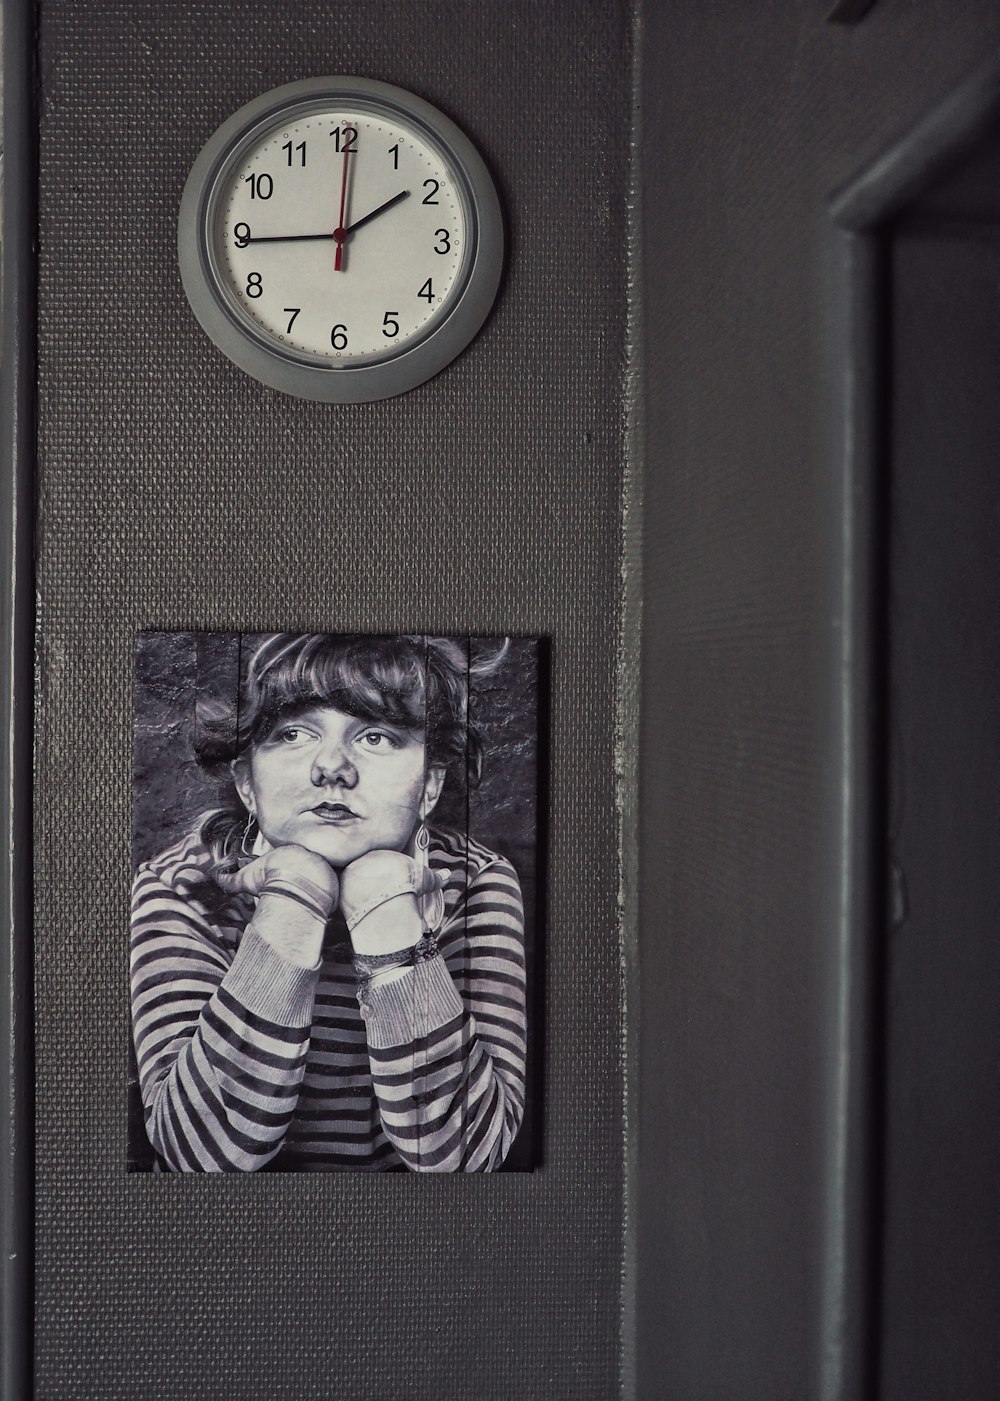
left=361, top=951, right=464, bottom=1050
left=226, top=925, right=320, bottom=1027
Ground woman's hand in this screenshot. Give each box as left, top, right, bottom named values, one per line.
left=215, top=844, right=340, bottom=969
left=215, top=843, right=340, bottom=907
left=339, top=849, right=444, bottom=957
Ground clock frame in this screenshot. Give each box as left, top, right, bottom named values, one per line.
left=177, top=76, right=504, bottom=402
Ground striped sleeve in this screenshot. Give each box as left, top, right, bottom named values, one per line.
left=359, top=855, right=527, bottom=1172
left=129, top=865, right=320, bottom=1172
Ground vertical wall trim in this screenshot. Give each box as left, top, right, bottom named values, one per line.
left=619, top=3, right=644, bottom=1395
left=819, top=229, right=884, bottom=1401
left=0, top=2, right=39, bottom=1398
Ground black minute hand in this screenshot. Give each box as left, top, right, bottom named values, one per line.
left=246, top=232, right=335, bottom=244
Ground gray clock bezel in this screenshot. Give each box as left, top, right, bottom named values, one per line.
left=177, top=76, right=504, bottom=403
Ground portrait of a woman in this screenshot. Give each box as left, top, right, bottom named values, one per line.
left=129, top=632, right=534, bottom=1172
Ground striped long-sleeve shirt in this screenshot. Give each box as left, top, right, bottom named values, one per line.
left=129, top=823, right=527, bottom=1172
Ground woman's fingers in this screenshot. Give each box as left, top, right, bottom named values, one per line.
left=214, top=855, right=270, bottom=896
left=214, top=847, right=340, bottom=915
left=339, top=851, right=417, bottom=928
left=217, top=847, right=441, bottom=922
left=417, top=864, right=447, bottom=896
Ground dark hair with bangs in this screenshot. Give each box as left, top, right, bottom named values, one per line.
left=195, top=633, right=507, bottom=868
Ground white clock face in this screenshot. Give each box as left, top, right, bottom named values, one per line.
left=210, top=106, right=471, bottom=366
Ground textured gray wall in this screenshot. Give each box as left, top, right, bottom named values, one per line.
left=34, top=2, right=629, bottom=1396
left=635, top=6, right=1000, bottom=1400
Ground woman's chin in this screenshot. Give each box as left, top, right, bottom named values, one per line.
left=294, top=835, right=363, bottom=867
left=260, top=817, right=414, bottom=868
left=286, top=829, right=390, bottom=869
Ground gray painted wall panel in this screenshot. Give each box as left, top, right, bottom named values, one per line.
left=636, top=5, right=1000, bottom=1399
left=33, top=3, right=630, bottom=1395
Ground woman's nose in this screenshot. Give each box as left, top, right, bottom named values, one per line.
left=310, top=744, right=358, bottom=788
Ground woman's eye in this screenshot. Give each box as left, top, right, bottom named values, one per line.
left=359, top=730, right=396, bottom=749
left=275, top=726, right=308, bottom=743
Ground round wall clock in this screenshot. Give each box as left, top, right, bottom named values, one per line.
left=177, top=76, right=504, bottom=402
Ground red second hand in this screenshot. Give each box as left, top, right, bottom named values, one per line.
left=334, top=143, right=351, bottom=272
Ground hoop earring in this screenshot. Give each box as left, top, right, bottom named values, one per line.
left=241, top=812, right=258, bottom=856
left=414, top=822, right=444, bottom=932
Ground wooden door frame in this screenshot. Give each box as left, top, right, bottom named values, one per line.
left=820, top=56, right=1000, bottom=1401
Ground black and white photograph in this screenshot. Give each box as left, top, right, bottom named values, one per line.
left=129, top=631, right=543, bottom=1173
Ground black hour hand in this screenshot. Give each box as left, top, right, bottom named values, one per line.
left=339, top=190, right=410, bottom=239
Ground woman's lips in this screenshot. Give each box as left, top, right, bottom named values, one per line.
left=310, top=802, right=361, bottom=824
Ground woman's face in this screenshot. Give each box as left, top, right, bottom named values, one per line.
left=233, top=704, right=443, bottom=867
